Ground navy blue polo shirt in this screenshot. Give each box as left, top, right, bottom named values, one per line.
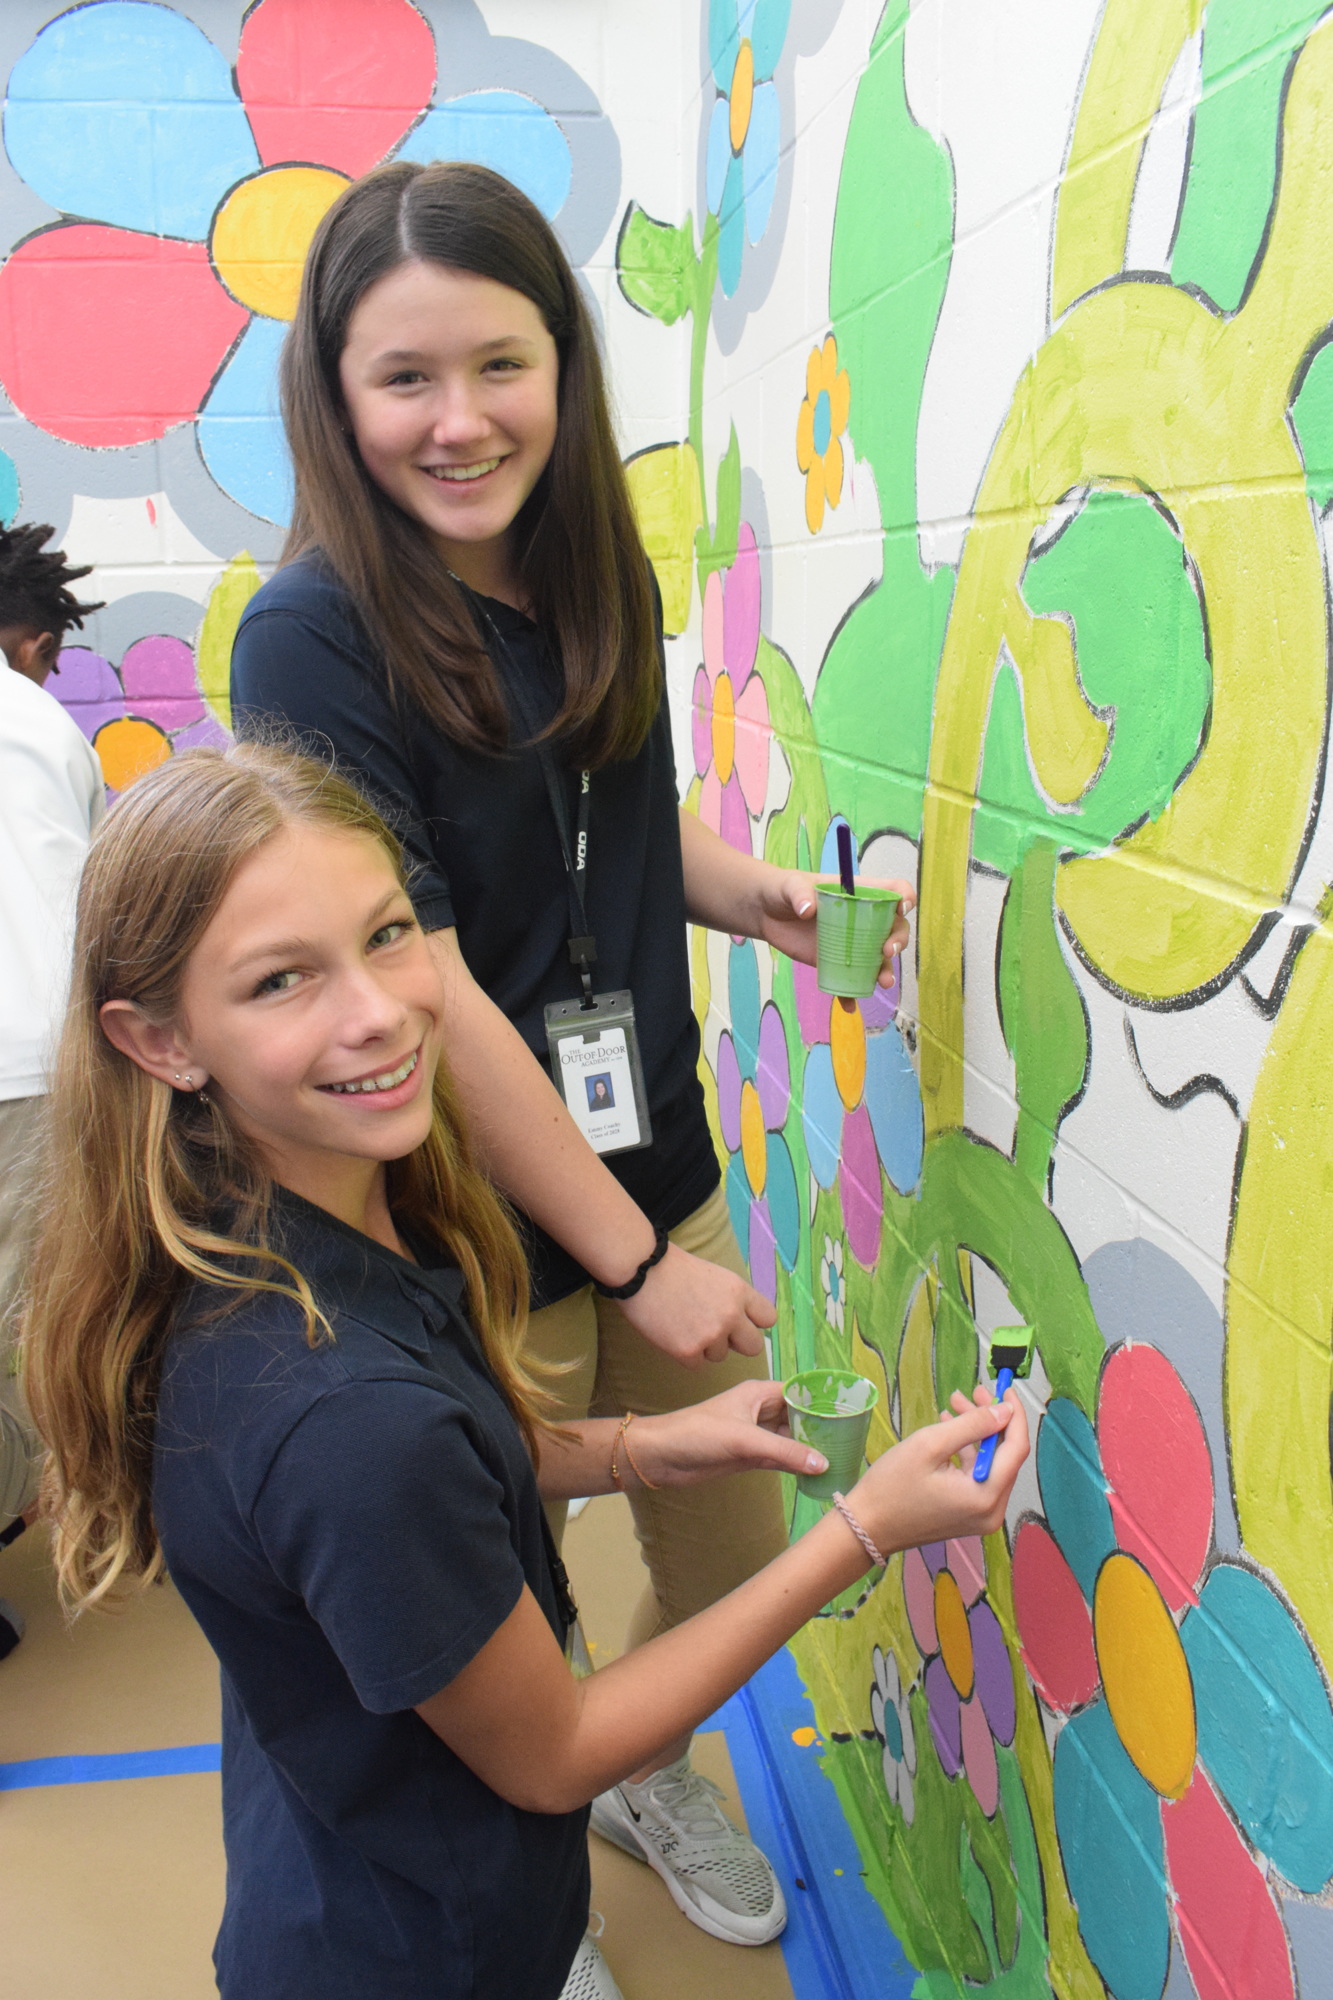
left=230, top=553, right=719, bottom=1309
left=152, top=1189, right=589, bottom=2000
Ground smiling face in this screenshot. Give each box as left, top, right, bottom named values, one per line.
left=338, top=259, right=560, bottom=602
left=106, top=821, right=447, bottom=1229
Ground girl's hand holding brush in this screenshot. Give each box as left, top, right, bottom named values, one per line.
left=837, top=1388, right=1028, bottom=1564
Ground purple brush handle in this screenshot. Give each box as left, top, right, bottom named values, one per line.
left=836, top=822, right=856, bottom=896
left=972, top=1367, right=1014, bottom=1482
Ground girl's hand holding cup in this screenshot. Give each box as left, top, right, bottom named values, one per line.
left=757, top=866, right=914, bottom=990
left=617, top=1380, right=830, bottom=1489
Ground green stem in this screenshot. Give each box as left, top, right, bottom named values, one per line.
left=689, top=214, right=720, bottom=526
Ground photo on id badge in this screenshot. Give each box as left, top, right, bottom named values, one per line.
left=560, top=1030, right=637, bottom=1150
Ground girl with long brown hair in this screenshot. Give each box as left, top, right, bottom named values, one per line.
left=23, top=743, right=1022, bottom=2000
left=230, top=158, right=916, bottom=1941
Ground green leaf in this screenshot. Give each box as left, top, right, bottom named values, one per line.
left=998, top=840, right=1090, bottom=1194
left=759, top=631, right=828, bottom=874
left=615, top=203, right=697, bottom=327
left=959, top=1823, right=1001, bottom=1978
left=977, top=490, right=1210, bottom=878
left=1292, top=339, right=1333, bottom=513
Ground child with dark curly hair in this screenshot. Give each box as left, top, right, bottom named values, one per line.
left=0, top=521, right=103, bottom=1646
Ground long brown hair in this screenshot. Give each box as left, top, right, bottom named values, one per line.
left=281, top=160, right=660, bottom=769
left=22, top=744, right=546, bottom=1616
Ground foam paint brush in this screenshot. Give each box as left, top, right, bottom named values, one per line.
left=972, top=1325, right=1035, bottom=1483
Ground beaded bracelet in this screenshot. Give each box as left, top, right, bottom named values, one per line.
left=831, top=1492, right=887, bottom=1569
left=609, top=1412, right=660, bottom=1492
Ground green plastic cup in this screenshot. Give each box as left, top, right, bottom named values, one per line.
left=783, top=1368, right=879, bottom=1502
left=816, top=886, right=900, bottom=998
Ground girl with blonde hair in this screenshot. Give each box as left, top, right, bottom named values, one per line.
left=23, top=743, right=1024, bottom=2000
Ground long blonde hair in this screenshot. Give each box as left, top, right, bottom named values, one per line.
left=23, top=744, right=543, bottom=1615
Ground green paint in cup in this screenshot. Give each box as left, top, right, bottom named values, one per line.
left=783, top=1367, right=879, bottom=1502
left=816, top=886, right=900, bottom=998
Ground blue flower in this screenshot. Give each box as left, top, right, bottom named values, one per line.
left=705, top=0, right=790, bottom=296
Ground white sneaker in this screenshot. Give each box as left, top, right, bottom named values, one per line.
left=589, top=1755, right=787, bottom=1946
left=559, top=1932, right=624, bottom=1999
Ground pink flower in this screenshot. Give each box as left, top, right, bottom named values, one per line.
left=56, top=634, right=227, bottom=796
left=692, top=524, right=771, bottom=853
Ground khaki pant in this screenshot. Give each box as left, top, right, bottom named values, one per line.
left=0, top=1097, right=45, bottom=1523
left=530, top=1184, right=788, bottom=1647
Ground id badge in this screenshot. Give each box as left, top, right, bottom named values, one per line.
left=544, top=989, right=653, bottom=1156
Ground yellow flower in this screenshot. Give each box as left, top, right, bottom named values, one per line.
left=796, top=335, right=851, bottom=533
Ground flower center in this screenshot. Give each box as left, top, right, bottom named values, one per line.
left=813, top=387, right=833, bottom=457
left=212, top=164, right=350, bottom=321
left=1093, top=1551, right=1196, bottom=1800
left=711, top=669, right=737, bottom=784
left=935, top=1569, right=974, bottom=1700
left=830, top=995, right=866, bottom=1110
left=729, top=38, right=755, bottom=153
left=882, top=1696, right=904, bottom=1762
left=93, top=716, right=170, bottom=793
left=739, top=1077, right=768, bottom=1195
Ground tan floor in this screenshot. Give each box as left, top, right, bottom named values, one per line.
left=0, top=1498, right=792, bottom=2000
left=0, top=1523, right=224, bottom=1999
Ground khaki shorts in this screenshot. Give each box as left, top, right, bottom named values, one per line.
left=527, top=1183, right=788, bottom=1645
left=0, top=1097, right=45, bottom=1523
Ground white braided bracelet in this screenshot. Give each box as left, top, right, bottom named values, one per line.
left=831, top=1491, right=887, bottom=1569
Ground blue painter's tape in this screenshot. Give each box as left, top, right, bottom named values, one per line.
left=0, top=1741, right=220, bottom=1791
left=16, top=1658, right=907, bottom=1996
left=703, top=1648, right=915, bottom=2000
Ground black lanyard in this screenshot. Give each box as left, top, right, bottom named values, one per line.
left=463, top=586, right=598, bottom=1008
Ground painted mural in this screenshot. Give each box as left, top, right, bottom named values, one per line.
left=624, top=0, right=1333, bottom=1994
left=6, top=2, right=1333, bottom=1996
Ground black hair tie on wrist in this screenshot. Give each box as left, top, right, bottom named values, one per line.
left=593, top=1226, right=670, bottom=1300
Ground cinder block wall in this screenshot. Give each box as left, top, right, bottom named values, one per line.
left=4, top=3, right=1333, bottom=1994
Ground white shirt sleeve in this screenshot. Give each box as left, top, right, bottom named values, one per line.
left=0, top=673, right=104, bottom=1099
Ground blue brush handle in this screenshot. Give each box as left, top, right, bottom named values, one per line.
left=972, top=1367, right=1014, bottom=1483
